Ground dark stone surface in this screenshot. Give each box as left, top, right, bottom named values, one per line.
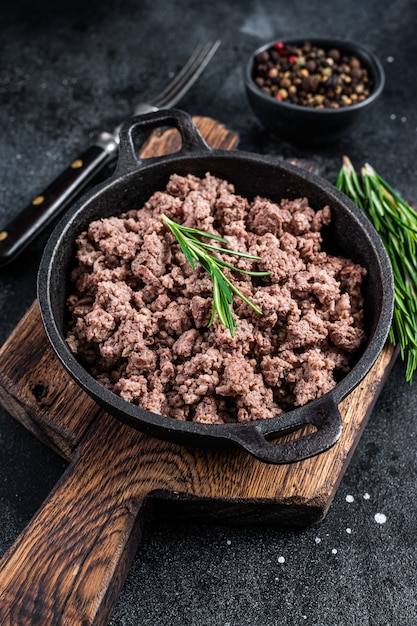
left=1, top=1, right=416, bottom=624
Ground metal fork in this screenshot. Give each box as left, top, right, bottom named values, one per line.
left=134, top=40, right=221, bottom=114
left=0, top=41, right=221, bottom=266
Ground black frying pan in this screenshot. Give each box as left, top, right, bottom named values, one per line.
left=37, top=109, right=394, bottom=464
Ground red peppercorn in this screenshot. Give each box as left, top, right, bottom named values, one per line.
left=252, top=41, right=371, bottom=109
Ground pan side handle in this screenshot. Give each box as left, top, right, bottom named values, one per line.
left=0, top=412, right=158, bottom=626
left=229, top=395, right=343, bottom=465
left=114, top=108, right=212, bottom=175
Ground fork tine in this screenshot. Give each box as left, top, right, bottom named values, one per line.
left=152, top=43, right=209, bottom=103
left=151, top=40, right=221, bottom=109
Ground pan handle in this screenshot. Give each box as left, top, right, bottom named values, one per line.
left=228, top=394, right=343, bottom=464
left=114, top=108, right=211, bottom=175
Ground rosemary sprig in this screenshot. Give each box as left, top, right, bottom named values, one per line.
left=161, top=214, right=271, bottom=337
left=336, top=156, right=417, bottom=383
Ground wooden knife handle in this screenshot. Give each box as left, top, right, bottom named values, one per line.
left=0, top=133, right=118, bottom=267
left=0, top=413, right=157, bottom=626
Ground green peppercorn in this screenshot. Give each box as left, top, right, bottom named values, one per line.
left=252, top=41, right=372, bottom=108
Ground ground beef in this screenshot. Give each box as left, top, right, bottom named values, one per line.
left=65, top=172, right=367, bottom=424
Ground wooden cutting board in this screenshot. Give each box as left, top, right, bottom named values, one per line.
left=0, top=117, right=396, bottom=626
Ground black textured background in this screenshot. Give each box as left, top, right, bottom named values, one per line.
left=1, top=1, right=417, bottom=624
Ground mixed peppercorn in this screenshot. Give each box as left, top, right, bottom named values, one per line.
left=252, top=41, right=372, bottom=109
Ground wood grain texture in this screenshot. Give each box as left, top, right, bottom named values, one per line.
left=0, top=343, right=395, bottom=625
left=0, top=116, right=397, bottom=625
left=0, top=301, right=98, bottom=460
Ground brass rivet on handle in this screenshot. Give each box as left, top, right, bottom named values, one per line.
left=71, top=159, right=83, bottom=169
left=32, top=195, right=45, bottom=206
left=0, top=231, right=8, bottom=241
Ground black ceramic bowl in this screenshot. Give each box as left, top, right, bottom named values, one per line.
left=38, top=110, right=394, bottom=465
left=245, top=38, right=385, bottom=145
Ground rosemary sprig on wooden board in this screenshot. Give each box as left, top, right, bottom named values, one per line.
left=336, top=156, right=417, bottom=383
left=161, top=214, right=270, bottom=337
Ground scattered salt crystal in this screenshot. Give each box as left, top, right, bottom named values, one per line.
left=226, top=539, right=232, bottom=545
left=401, top=116, right=407, bottom=123
left=390, top=114, right=397, bottom=120
left=315, top=537, right=321, bottom=544
left=278, top=556, right=285, bottom=564
left=386, top=56, right=395, bottom=63
left=331, top=548, right=338, bottom=555
left=374, top=513, right=387, bottom=524
left=363, top=493, right=370, bottom=500
left=346, top=495, right=354, bottom=503
left=346, top=528, right=352, bottom=534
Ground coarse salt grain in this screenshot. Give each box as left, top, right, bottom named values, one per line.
left=278, top=556, right=285, bottom=564
left=374, top=513, right=387, bottom=524
left=345, top=495, right=354, bottom=503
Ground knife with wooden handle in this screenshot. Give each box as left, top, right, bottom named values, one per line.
left=0, top=132, right=119, bottom=267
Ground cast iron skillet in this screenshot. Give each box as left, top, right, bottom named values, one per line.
left=37, top=109, right=394, bottom=464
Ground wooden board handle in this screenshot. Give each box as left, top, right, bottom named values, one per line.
left=0, top=414, right=156, bottom=626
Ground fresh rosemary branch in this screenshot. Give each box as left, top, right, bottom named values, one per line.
left=336, top=156, right=417, bottom=383
left=161, top=214, right=271, bottom=337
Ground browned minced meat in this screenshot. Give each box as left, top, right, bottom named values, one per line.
left=66, top=172, right=367, bottom=424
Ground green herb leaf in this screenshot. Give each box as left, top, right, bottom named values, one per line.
left=336, top=156, right=417, bottom=384
left=161, top=214, right=270, bottom=336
